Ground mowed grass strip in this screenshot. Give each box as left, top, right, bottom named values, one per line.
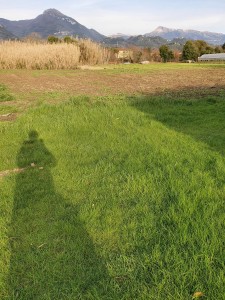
left=0, top=95, right=225, bottom=299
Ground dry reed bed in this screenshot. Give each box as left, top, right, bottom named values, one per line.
left=0, top=40, right=110, bottom=69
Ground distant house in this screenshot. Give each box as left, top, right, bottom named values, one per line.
left=116, top=50, right=133, bottom=61
left=198, top=53, right=225, bottom=62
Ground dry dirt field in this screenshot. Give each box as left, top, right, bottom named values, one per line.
left=0, top=63, right=225, bottom=120
left=0, top=65, right=225, bottom=95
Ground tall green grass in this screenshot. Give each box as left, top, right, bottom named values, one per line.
left=132, top=92, right=225, bottom=155
left=0, top=95, right=224, bottom=299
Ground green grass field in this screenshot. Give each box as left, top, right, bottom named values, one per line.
left=0, top=64, right=225, bottom=299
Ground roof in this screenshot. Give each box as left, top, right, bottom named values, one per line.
left=198, top=53, right=225, bottom=61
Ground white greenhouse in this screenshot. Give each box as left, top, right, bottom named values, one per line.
left=198, top=53, right=225, bottom=62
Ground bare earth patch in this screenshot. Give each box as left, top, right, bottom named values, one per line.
left=0, top=164, right=44, bottom=178
left=0, top=167, right=27, bottom=178
left=0, top=68, right=224, bottom=97
left=79, top=65, right=105, bottom=70
left=0, top=112, right=17, bottom=122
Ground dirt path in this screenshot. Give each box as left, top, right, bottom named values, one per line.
left=0, top=167, right=27, bottom=178
left=0, top=113, right=17, bottom=122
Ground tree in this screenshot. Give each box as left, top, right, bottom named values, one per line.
left=47, top=36, right=60, bottom=44
left=222, top=43, right=225, bottom=51
left=194, top=40, right=214, bottom=55
left=205, top=45, right=215, bottom=54
left=151, top=49, right=161, bottom=62
left=132, top=50, right=143, bottom=63
left=159, top=45, right=174, bottom=62
left=215, top=46, right=223, bottom=53
left=63, top=36, right=73, bottom=43
left=173, top=49, right=182, bottom=62
left=194, top=40, right=208, bottom=55
left=182, top=41, right=198, bottom=61
left=63, top=36, right=78, bottom=44
left=23, top=32, right=42, bottom=42
left=142, top=47, right=152, bottom=61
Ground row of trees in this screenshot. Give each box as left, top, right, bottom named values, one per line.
left=110, top=47, right=182, bottom=63
left=110, top=40, right=225, bottom=63
left=159, top=40, right=225, bottom=62
left=47, top=35, right=79, bottom=44
left=182, top=40, right=225, bottom=61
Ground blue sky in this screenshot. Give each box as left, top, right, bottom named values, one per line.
left=0, top=0, right=225, bottom=35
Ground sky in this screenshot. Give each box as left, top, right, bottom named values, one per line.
left=0, top=0, right=225, bottom=36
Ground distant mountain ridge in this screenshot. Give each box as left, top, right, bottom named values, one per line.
left=0, top=9, right=105, bottom=41
left=102, top=35, right=187, bottom=50
left=105, top=26, right=225, bottom=48
left=145, top=26, right=225, bottom=45
left=0, top=25, right=17, bottom=40
left=0, top=9, right=225, bottom=46
left=108, top=33, right=131, bottom=40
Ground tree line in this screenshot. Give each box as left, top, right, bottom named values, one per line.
left=159, top=40, right=225, bottom=62
left=109, top=40, right=225, bottom=63
left=16, top=32, right=225, bottom=63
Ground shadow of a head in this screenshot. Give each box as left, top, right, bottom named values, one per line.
left=28, top=130, right=39, bottom=141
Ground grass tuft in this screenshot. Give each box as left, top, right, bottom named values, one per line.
left=0, top=84, right=14, bottom=102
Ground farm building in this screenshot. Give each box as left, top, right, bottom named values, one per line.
left=116, top=50, right=133, bottom=61
left=198, top=53, right=225, bottom=62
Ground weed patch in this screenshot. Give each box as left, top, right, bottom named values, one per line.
left=0, top=84, right=14, bottom=102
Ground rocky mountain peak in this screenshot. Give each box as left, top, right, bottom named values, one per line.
left=145, top=26, right=225, bottom=45
left=154, top=26, right=174, bottom=33
left=0, top=8, right=105, bottom=41
left=43, top=9, right=65, bottom=17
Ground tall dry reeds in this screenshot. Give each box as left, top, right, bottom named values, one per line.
left=79, top=39, right=110, bottom=65
left=0, top=39, right=110, bottom=69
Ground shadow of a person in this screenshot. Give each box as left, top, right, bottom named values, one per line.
left=8, top=130, right=109, bottom=299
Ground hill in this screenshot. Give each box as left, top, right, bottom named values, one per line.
left=0, top=9, right=105, bottom=41
left=0, top=25, right=17, bottom=40
left=126, top=35, right=167, bottom=47
left=102, top=35, right=187, bottom=50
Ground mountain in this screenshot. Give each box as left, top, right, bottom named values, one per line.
left=108, top=33, right=131, bottom=40
left=102, top=35, right=187, bottom=50
left=145, top=26, right=225, bottom=45
left=0, top=25, right=17, bottom=40
left=102, top=37, right=128, bottom=47
left=0, top=9, right=105, bottom=41
left=126, top=35, right=167, bottom=47
left=1, top=10, right=224, bottom=46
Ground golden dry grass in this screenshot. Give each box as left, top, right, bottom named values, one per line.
left=0, top=40, right=110, bottom=69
